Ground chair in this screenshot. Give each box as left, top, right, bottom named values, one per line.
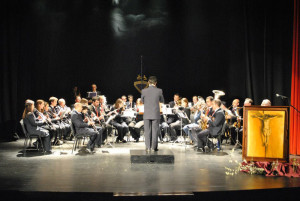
left=20, top=119, right=45, bottom=156
left=103, top=124, right=117, bottom=147
left=70, top=122, right=90, bottom=153
left=205, top=121, right=227, bottom=152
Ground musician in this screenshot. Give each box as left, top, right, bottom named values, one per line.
left=169, top=93, right=180, bottom=108
left=48, top=97, right=68, bottom=144
left=91, top=84, right=101, bottom=96
left=22, top=100, right=52, bottom=154
left=128, top=98, right=144, bottom=142
left=80, top=98, right=89, bottom=106
left=99, top=95, right=113, bottom=143
left=159, top=113, right=170, bottom=142
left=169, top=98, right=191, bottom=141
left=57, top=98, right=72, bottom=139
left=227, top=99, right=242, bottom=145
left=71, top=103, right=100, bottom=152
left=34, top=100, right=59, bottom=144
left=71, top=95, right=81, bottom=110
left=43, top=101, right=64, bottom=144
left=110, top=98, right=129, bottom=143
left=81, top=105, right=103, bottom=148
left=193, top=99, right=225, bottom=152
left=141, top=76, right=164, bottom=151
left=89, top=96, right=108, bottom=143
left=121, top=95, right=128, bottom=108
left=205, top=96, right=214, bottom=117
left=261, top=99, right=271, bottom=106
left=235, top=98, right=254, bottom=144
left=126, top=95, right=136, bottom=109
left=72, top=86, right=81, bottom=98
left=166, top=94, right=182, bottom=125
left=99, top=95, right=110, bottom=113
left=89, top=97, right=102, bottom=119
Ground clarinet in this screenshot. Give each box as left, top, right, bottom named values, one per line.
left=84, top=113, right=97, bottom=131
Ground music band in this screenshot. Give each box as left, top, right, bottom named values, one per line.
left=22, top=82, right=271, bottom=154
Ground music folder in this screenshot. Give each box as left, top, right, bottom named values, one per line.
left=87, top=92, right=97, bottom=98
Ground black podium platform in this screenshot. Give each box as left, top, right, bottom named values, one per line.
left=130, top=149, right=174, bottom=163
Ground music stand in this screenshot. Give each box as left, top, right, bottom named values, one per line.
left=87, top=92, right=97, bottom=99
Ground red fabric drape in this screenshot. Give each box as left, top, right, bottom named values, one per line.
left=290, top=0, right=300, bottom=155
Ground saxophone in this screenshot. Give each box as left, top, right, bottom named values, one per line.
left=199, top=105, right=208, bottom=130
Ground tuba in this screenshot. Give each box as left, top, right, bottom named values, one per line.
left=212, top=90, right=225, bottom=100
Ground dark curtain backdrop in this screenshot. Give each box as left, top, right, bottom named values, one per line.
left=1, top=0, right=293, bottom=139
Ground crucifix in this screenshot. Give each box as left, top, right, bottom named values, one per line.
left=251, top=112, right=282, bottom=156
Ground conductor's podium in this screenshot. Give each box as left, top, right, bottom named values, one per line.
left=130, top=149, right=174, bottom=164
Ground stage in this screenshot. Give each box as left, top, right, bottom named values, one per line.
left=0, top=137, right=299, bottom=201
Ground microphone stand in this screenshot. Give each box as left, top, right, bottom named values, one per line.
left=277, top=96, right=300, bottom=114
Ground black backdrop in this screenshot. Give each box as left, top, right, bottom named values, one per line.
left=1, top=0, right=293, bottom=139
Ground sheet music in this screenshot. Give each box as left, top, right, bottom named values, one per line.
left=122, top=110, right=136, bottom=118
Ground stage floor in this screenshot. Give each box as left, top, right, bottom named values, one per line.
left=0, top=137, right=300, bottom=199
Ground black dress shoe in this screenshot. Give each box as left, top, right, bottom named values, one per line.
left=151, top=148, right=158, bottom=152
left=204, top=146, right=210, bottom=153
left=122, top=139, right=127, bottom=143
left=45, top=151, right=52, bottom=155
left=135, top=138, right=139, bottom=142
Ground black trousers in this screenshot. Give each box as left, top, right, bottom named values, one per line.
left=144, top=119, right=160, bottom=150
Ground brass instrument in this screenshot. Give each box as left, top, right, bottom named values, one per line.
left=174, top=98, right=182, bottom=108
left=212, top=90, right=225, bottom=100
left=199, top=105, right=208, bottom=130
left=191, top=97, right=205, bottom=111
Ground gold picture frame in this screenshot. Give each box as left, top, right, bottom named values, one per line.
left=242, top=106, right=289, bottom=162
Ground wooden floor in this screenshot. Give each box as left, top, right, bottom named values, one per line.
left=0, top=137, right=299, bottom=201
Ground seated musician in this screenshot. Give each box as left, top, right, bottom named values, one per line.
left=184, top=96, right=214, bottom=144
left=80, top=98, right=89, bottom=106
left=227, top=99, right=242, bottom=145
left=110, top=99, right=129, bottom=143
left=193, top=99, right=225, bottom=152
left=128, top=98, right=144, bottom=142
left=57, top=98, right=72, bottom=140
left=98, top=95, right=113, bottom=142
left=89, top=96, right=102, bottom=120
left=126, top=95, right=136, bottom=109
left=48, top=97, right=68, bottom=144
left=159, top=112, right=170, bottom=142
left=166, top=94, right=182, bottom=126
left=43, top=101, right=65, bottom=145
left=169, top=93, right=180, bottom=108
left=71, top=103, right=101, bottom=152
left=121, top=95, right=128, bottom=108
left=71, top=95, right=81, bottom=110
left=169, top=98, right=191, bottom=141
left=22, top=100, right=52, bottom=154
left=34, top=100, right=59, bottom=145
left=81, top=105, right=103, bottom=148
left=88, top=96, right=108, bottom=143
left=261, top=99, right=271, bottom=106
left=235, top=98, right=253, bottom=144
left=190, top=96, right=201, bottom=123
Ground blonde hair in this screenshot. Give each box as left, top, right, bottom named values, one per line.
left=22, top=100, right=34, bottom=119
left=80, top=98, right=88, bottom=105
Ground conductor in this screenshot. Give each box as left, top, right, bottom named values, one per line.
left=141, top=76, right=164, bottom=152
